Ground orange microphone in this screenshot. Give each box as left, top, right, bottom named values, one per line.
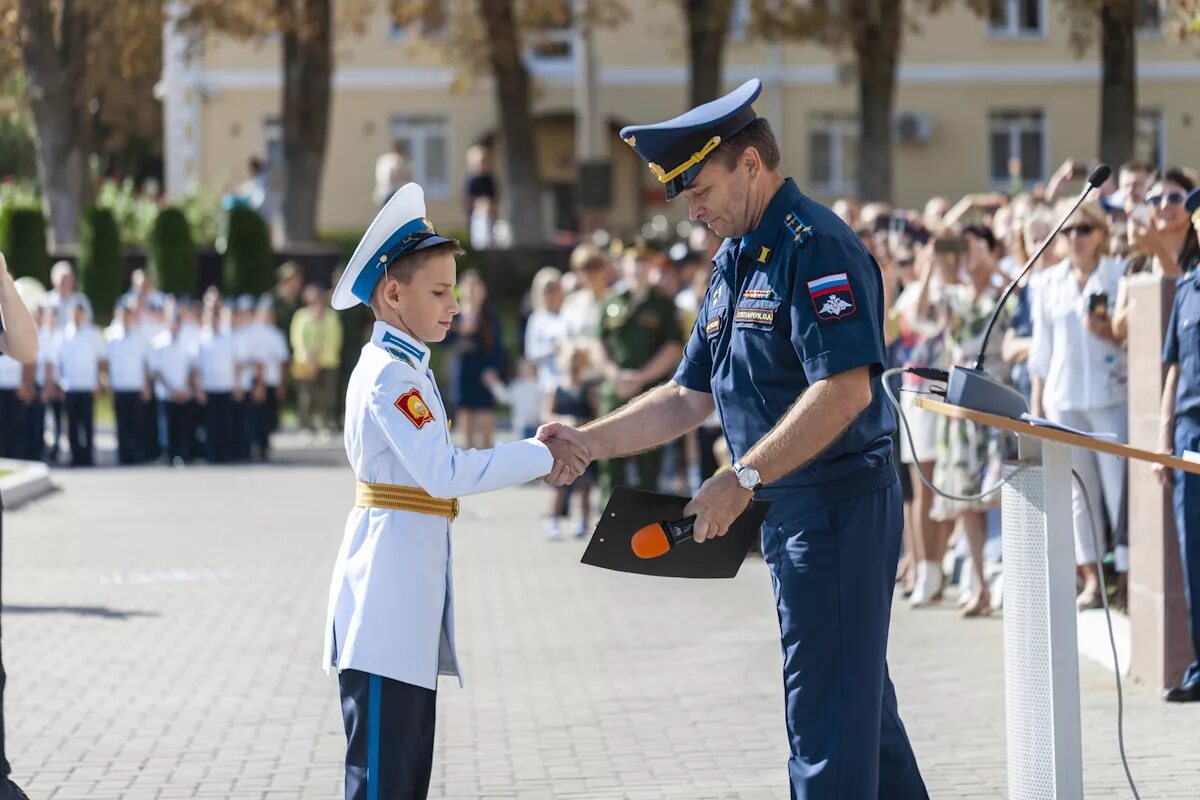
left=630, top=515, right=698, bottom=559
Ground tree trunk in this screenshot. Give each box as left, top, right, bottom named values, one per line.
left=280, top=0, right=332, bottom=244
left=1099, top=0, right=1136, bottom=171
left=18, top=0, right=92, bottom=247
left=685, top=0, right=733, bottom=107
left=851, top=0, right=902, bottom=202
left=479, top=0, right=545, bottom=246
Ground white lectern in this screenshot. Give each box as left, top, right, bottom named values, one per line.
left=917, top=397, right=1200, bottom=799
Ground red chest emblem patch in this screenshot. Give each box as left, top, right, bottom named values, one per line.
left=395, top=389, right=435, bottom=429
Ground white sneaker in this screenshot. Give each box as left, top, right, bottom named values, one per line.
left=544, top=518, right=563, bottom=541
left=570, top=518, right=589, bottom=539
left=909, top=560, right=944, bottom=608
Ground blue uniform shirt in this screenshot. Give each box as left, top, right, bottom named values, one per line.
left=672, top=178, right=895, bottom=504
left=1163, top=271, right=1200, bottom=419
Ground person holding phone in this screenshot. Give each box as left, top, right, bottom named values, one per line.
left=1029, top=201, right=1128, bottom=610
left=1112, top=169, right=1200, bottom=349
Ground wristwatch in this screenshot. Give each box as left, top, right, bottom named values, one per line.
left=732, top=461, right=762, bottom=492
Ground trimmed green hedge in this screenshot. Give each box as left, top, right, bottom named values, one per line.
left=149, top=206, right=198, bottom=297
left=79, top=206, right=123, bottom=322
left=0, top=205, right=48, bottom=286
left=223, top=207, right=273, bottom=297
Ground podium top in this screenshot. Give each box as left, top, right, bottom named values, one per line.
left=915, top=396, right=1200, bottom=476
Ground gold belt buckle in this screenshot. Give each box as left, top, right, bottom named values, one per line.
left=450, top=498, right=460, bottom=520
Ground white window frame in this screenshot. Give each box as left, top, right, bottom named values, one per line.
left=390, top=116, right=451, bottom=199
left=987, top=110, right=1047, bottom=190
left=1135, top=109, right=1166, bottom=168
left=988, top=0, right=1045, bottom=38
left=808, top=115, right=859, bottom=196
left=263, top=118, right=283, bottom=173
left=1136, top=0, right=1164, bottom=37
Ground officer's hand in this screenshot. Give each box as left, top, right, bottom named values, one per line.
left=1153, top=461, right=1174, bottom=487
left=683, top=470, right=752, bottom=543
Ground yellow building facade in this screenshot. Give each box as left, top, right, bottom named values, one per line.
left=161, top=1, right=1200, bottom=238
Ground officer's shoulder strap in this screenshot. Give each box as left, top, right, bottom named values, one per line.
left=781, top=204, right=815, bottom=250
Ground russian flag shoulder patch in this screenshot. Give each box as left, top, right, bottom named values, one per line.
left=806, top=272, right=857, bottom=321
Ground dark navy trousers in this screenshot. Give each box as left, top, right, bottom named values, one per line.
left=1173, top=415, right=1200, bottom=688
left=339, top=669, right=436, bottom=800
left=760, top=470, right=927, bottom=799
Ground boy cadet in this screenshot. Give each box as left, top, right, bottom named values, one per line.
left=151, top=303, right=198, bottom=465
left=248, top=297, right=290, bottom=460
left=105, top=299, right=152, bottom=465
left=323, top=183, right=588, bottom=800
left=56, top=297, right=105, bottom=467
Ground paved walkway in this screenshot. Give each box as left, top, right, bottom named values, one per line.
left=2, top=441, right=1197, bottom=798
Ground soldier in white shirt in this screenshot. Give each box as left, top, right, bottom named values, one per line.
left=138, top=296, right=167, bottom=463
left=56, top=297, right=105, bottom=466
left=105, top=300, right=152, bottom=465
left=231, top=295, right=261, bottom=461
left=152, top=303, right=198, bottom=465
left=193, top=303, right=242, bottom=464
left=324, top=184, right=587, bottom=800
left=29, top=303, right=60, bottom=462
left=249, top=297, right=290, bottom=460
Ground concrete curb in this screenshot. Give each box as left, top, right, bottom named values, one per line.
left=0, top=459, right=55, bottom=509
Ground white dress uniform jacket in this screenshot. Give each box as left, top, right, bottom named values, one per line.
left=324, top=322, right=553, bottom=690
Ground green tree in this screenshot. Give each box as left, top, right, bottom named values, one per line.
left=0, top=205, right=48, bottom=285
left=223, top=207, right=274, bottom=297
left=78, top=206, right=123, bottom=322
left=148, top=207, right=198, bottom=297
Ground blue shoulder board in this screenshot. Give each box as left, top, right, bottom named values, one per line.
left=783, top=210, right=814, bottom=248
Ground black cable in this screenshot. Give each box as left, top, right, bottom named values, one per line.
left=1071, top=469, right=1141, bottom=800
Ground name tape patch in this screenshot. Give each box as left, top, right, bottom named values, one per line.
left=734, top=307, right=775, bottom=326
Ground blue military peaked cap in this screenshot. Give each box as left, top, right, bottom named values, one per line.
left=331, top=183, right=458, bottom=310
left=620, top=78, right=762, bottom=200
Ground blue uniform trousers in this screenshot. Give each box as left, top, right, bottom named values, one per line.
left=1173, top=414, right=1200, bottom=688
left=339, top=669, right=436, bottom=800
left=113, top=391, right=144, bottom=465
left=760, top=469, right=927, bottom=799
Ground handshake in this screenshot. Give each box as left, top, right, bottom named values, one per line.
left=536, top=422, right=593, bottom=487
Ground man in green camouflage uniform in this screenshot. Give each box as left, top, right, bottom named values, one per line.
left=596, top=247, right=683, bottom=503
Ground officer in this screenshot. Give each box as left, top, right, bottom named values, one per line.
left=539, top=79, right=928, bottom=798
left=594, top=245, right=683, bottom=501
left=1155, top=186, right=1200, bottom=703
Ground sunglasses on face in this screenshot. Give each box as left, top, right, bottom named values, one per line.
left=1061, top=224, right=1098, bottom=237
left=1146, top=192, right=1186, bottom=207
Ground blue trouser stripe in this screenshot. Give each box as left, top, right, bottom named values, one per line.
left=367, top=673, right=381, bottom=800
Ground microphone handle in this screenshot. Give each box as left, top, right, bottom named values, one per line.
left=662, top=515, right=698, bottom=547
left=971, top=179, right=1101, bottom=371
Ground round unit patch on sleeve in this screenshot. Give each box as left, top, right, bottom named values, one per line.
left=395, top=389, right=435, bottom=428
left=807, top=272, right=857, bottom=321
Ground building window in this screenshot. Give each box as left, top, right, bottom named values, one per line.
left=390, top=116, right=450, bottom=198
left=988, top=110, right=1045, bottom=188
left=729, top=0, right=751, bottom=43
left=263, top=118, right=283, bottom=173
left=988, top=0, right=1043, bottom=37
left=1135, top=110, right=1165, bottom=168
left=389, top=2, right=448, bottom=41
left=527, top=2, right=573, bottom=63
left=1137, top=0, right=1163, bottom=34
left=808, top=115, right=858, bottom=195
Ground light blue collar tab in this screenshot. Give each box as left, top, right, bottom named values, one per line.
left=371, top=321, right=430, bottom=368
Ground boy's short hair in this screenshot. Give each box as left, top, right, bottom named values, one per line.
left=369, top=240, right=463, bottom=312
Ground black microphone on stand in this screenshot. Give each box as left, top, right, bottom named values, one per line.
left=943, top=163, right=1112, bottom=418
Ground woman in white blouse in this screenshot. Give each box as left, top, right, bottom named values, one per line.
left=1029, top=201, right=1128, bottom=609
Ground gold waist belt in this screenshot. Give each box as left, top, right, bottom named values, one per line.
left=355, top=481, right=459, bottom=520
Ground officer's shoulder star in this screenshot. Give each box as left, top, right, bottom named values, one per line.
left=782, top=209, right=814, bottom=249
